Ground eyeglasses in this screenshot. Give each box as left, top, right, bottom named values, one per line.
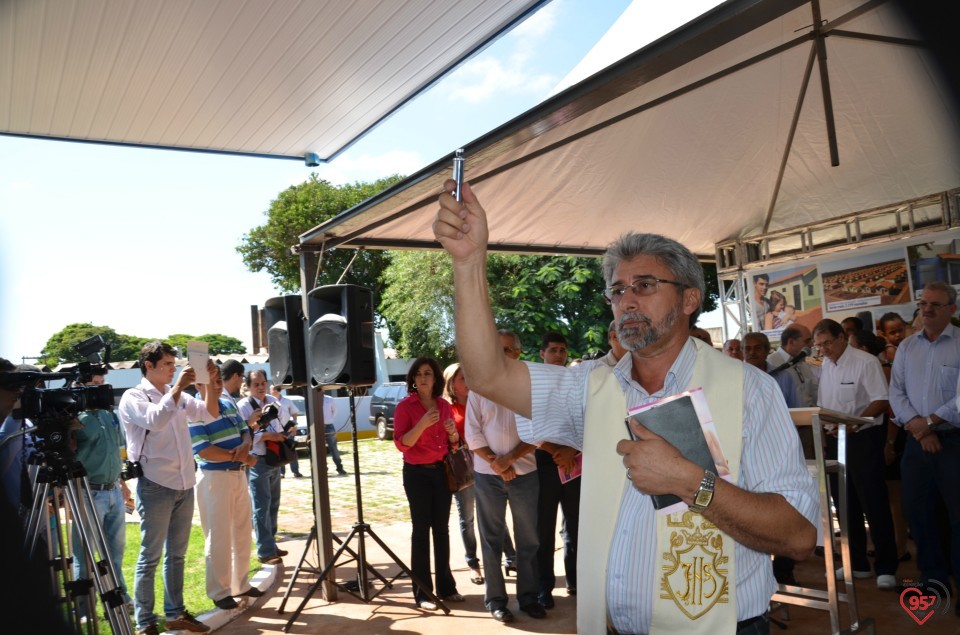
left=917, top=301, right=951, bottom=310
left=603, top=276, right=685, bottom=304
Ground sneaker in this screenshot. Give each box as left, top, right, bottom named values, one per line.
left=136, top=625, right=159, bottom=635
left=418, top=600, right=438, bottom=611
left=259, top=554, right=282, bottom=565
left=835, top=567, right=871, bottom=580
left=877, top=574, right=896, bottom=590
left=214, top=596, right=238, bottom=610
left=165, top=611, right=210, bottom=633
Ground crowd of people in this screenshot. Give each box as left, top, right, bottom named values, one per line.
left=2, top=188, right=958, bottom=634
left=0, top=345, right=338, bottom=635
left=721, top=288, right=960, bottom=603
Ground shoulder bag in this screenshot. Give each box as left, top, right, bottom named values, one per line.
left=443, top=440, right=475, bottom=492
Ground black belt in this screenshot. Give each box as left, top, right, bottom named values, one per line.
left=407, top=461, right=444, bottom=469
left=89, top=482, right=117, bottom=491
left=203, top=465, right=247, bottom=472
left=608, top=614, right=767, bottom=635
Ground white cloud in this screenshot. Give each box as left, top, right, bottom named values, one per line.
left=512, top=0, right=559, bottom=40
left=442, top=1, right=561, bottom=104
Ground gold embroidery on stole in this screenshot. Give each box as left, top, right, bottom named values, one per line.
left=660, top=510, right=729, bottom=619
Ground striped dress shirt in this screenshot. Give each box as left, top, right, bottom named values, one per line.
left=516, top=339, right=820, bottom=633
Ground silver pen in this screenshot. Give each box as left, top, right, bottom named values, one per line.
left=452, top=148, right=465, bottom=202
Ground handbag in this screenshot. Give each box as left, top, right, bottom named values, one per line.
left=264, top=437, right=298, bottom=467
left=443, top=441, right=475, bottom=492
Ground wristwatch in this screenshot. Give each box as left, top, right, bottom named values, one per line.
left=926, top=416, right=937, bottom=429
left=689, top=470, right=716, bottom=513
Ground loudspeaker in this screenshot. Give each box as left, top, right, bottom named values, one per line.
left=307, top=284, right=376, bottom=387
left=263, top=295, right=307, bottom=387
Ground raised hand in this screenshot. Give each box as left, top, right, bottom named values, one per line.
left=433, top=180, right=489, bottom=263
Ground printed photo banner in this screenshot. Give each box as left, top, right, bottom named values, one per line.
left=747, top=230, right=960, bottom=341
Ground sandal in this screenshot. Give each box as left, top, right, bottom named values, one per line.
left=470, top=569, right=484, bottom=585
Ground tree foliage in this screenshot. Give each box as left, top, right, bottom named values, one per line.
left=167, top=333, right=246, bottom=356
left=379, top=253, right=720, bottom=367
left=41, top=324, right=245, bottom=366
left=237, top=174, right=405, bottom=294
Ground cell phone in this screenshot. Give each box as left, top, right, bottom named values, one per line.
left=452, top=148, right=465, bottom=202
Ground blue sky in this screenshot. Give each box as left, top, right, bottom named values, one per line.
left=0, top=0, right=725, bottom=363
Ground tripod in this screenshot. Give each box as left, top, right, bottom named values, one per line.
left=19, top=429, right=133, bottom=635
left=280, top=391, right=448, bottom=632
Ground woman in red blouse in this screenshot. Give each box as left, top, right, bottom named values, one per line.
left=394, top=357, right=464, bottom=609
left=443, top=363, right=484, bottom=585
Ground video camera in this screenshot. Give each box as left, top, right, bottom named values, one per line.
left=0, top=336, right=115, bottom=462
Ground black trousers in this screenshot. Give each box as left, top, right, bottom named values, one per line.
left=536, top=449, right=581, bottom=593
left=402, top=462, right=458, bottom=601
left=829, top=425, right=898, bottom=575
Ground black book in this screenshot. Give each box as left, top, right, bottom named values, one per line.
left=625, top=394, right=716, bottom=510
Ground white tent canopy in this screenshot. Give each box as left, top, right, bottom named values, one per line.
left=301, top=0, right=960, bottom=258
left=0, top=0, right=544, bottom=162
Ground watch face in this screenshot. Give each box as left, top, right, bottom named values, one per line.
left=695, top=490, right=713, bottom=507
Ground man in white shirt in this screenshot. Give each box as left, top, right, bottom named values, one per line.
left=118, top=341, right=219, bottom=635
left=434, top=181, right=818, bottom=634
left=813, top=319, right=898, bottom=590
left=465, top=330, right=541, bottom=623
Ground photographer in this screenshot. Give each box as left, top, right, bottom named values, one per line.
left=71, top=370, right=133, bottom=612
left=118, top=341, right=219, bottom=635
left=237, top=369, right=289, bottom=565
left=270, top=384, right=304, bottom=478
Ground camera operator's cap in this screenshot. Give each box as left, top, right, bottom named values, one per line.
left=14, top=363, right=46, bottom=387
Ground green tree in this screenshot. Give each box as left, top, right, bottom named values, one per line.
left=167, top=333, right=246, bottom=356
left=237, top=174, right=405, bottom=294
left=41, top=323, right=143, bottom=367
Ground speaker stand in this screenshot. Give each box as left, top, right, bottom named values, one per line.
left=280, top=391, right=448, bottom=632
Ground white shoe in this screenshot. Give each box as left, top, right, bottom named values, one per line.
left=835, top=566, right=871, bottom=580
left=877, top=574, right=896, bottom=590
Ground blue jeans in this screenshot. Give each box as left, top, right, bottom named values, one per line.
left=901, top=431, right=960, bottom=585
left=474, top=471, right=539, bottom=610
left=325, top=424, right=343, bottom=472
left=453, top=484, right=479, bottom=568
left=73, top=486, right=130, bottom=605
left=133, top=477, right=193, bottom=629
left=248, top=455, right=282, bottom=558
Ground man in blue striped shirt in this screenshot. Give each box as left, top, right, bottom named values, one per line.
left=189, top=367, right=259, bottom=611
left=433, top=182, right=819, bottom=634
left=889, top=281, right=960, bottom=604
